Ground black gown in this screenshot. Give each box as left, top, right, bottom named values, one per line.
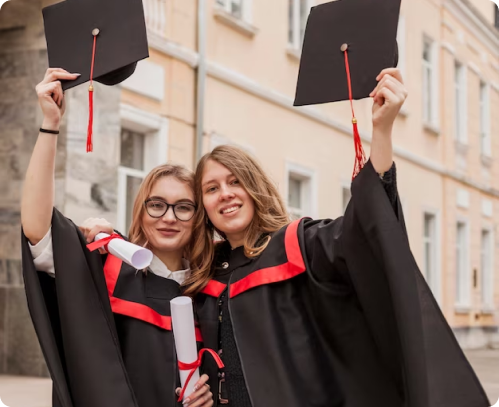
left=21, top=208, right=192, bottom=407
left=196, top=161, right=489, bottom=407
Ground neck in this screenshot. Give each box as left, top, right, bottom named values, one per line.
left=226, top=233, right=245, bottom=249
left=153, top=249, right=184, bottom=272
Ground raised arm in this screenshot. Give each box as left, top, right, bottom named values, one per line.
left=368, top=68, right=407, bottom=174
left=21, top=68, right=79, bottom=244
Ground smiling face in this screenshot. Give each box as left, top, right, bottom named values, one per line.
left=201, top=159, right=255, bottom=248
left=141, top=176, right=195, bottom=256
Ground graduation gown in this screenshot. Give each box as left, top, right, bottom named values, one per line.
left=196, top=161, right=489, bottom=407
left=21, top=208, right=191, bottom=407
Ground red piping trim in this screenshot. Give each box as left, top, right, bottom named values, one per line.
left=229, top=219, right=305, bottom=298
left=102, top=255, right=203, bottom=342
left=200, top=280, right=227, bottom=298
left=200, top=220, right=305, bottom=299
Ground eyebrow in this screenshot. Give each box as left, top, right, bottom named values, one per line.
left=148, top=196, right=195, bottom=205
left=202, top=172, right=235, bottom=188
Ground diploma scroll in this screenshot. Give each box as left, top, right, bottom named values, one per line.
left=95, top=233, right=153, bottom=269
left=171, top=296, right=200, bottom=401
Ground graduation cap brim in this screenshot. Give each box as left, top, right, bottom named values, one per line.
left=294, top=0, right=401, bottom=107
left=43, top=0, right=149, bottom=91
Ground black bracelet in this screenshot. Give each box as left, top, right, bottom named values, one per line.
left=39, top=128, right=60, bottom=135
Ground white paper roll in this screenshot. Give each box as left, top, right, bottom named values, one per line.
left=171, top=296, right=200, bottom=400
left=95, top=233, right=153, bottom=269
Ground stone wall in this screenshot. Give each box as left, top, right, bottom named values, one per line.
left=0, top=0, right=57, bottom=377
left=0, top=0, right=122, bottom=376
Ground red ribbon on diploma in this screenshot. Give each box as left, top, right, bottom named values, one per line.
left=86, top=233, right=123, bottom=253
left=177, top=348, right=225, bottom=402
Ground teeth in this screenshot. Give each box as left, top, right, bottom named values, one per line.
left=222, top=206, right=239, bottom=214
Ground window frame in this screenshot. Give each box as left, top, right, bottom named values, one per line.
left=217, top=0, right=252, bottom=22
left=117, top=104, right=168, bottom=234
left=422, top=209, right=441, bottom=302
left=479, top=80, right=491, bottom=157
left=422, top=36, right=439, bottom=129
left=284, top=161, right=318, bottom=220
left=454, top=60, right=468, bottom=144
left=288, top=0, right=313, bottom=51
left=480, top=225, right=495, bottom=312
left=455, top=218, right=471, bottom=310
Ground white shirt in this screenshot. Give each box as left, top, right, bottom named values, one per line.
left=28, top=227, right=191, bottom=285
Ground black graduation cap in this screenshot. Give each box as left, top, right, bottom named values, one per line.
left=42, top=0, right=149, bottom=151
left=293, top=0, right=401, bottom=178
left=294, top=0, right=401, bottom=106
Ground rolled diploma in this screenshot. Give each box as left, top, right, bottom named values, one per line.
left=95, top=233, right=153, bottom=269
left=171, top=296, right=200, bottom=400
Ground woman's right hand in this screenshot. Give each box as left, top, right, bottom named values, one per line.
left=35, top=68, right=80, bottom=129
left=79, top=218, right=115, bottom=253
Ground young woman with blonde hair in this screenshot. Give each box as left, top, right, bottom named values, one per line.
left=21, top=68, right=213, bottom=407
left=185, top=68, right=488, bottom=407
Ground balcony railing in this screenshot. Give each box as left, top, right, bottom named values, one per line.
left=143, top=0, right=167, bottom=37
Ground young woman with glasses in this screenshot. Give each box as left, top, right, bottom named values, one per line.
left=21, top=68, right=214, bottom=407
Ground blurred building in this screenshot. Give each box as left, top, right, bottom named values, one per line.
left=0, top=0, right=498, bottom=376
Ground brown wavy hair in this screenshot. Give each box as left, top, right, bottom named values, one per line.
left=128, top=164, right=195, bottom=252
left=183, top=145, right=290, bottom=296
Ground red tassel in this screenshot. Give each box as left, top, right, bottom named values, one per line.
left=343, top=48, right=366, bottom=179
left=87, top=85, right=94, bottom=152
left=352, top=119, right=366, bottom=179
left=87, top=32, right=98, bottom=153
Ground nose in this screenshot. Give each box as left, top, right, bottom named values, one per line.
left=161, top=206, right=177, bottom=223
left=219, top=183, right=235, bottom=201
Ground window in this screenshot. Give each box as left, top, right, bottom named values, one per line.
left=119, top=129, right=147, bottom=233
left=423, top=212, right=439, bottom=295
left=480, top=81, right=491, bottom=156
left=481, top=229, right=494, bottom=309
left=217, top=0, right=244, bottom=19
left=342, top=186, right=351, bottom=214
left=143, top=0, right=166, bottom=36
left=455, top=221, right=469, bottom=307
left=288, top=0, right=312, bottom=50
left=422, top=38, right=437, bottom=126
left=285, top=162, right=317, bottom=220
left=288, top=176, right=304, bottom=220
left=454, top=61, right=467, bottom=143
left=117, top=104, right=168, bottom=234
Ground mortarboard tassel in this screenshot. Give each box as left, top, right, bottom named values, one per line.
left=87, top=29, right=99, bottom=153
left=343, top=46, right=366, bottom=180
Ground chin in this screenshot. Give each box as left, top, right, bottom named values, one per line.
left=220, top=222, right=248, bottom=237
left=151, top=236, right=184, bottom=253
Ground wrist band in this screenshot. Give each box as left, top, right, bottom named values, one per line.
left=39, top=128, right=60, bottom=135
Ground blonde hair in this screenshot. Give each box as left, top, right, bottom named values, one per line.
left=183, top=145, right=290, bottom=296
left=128, top=164, right=195, bottom=251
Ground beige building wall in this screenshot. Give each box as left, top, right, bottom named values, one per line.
left=121, top=0, right=499, bottom=348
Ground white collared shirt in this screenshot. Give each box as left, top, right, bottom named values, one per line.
left=28, top=227, right=191, bottom=284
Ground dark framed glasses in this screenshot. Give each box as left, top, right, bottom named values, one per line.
left=144, top=199, right=196, bottom=222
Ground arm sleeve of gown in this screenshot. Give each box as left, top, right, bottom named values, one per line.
left=303, top=218, right=352, bottom=288
left=379, top=162, right=398, bottom=213
left=28, top=227, right=56, bottom=277
left=304, top=163, right=398, bottom=285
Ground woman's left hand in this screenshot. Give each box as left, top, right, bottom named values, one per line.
left=79, top=217, right=115, bottom=254
left=176, top=374, right=213, bottom=407
left=369, top=68, right=408, bottom=133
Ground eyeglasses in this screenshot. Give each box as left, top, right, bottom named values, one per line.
left=144, top=199, right=196, bottom=222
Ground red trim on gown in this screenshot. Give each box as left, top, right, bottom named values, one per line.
left=200, top=219, right=305, bottom=299
left=103, top=255, right=203, bottom=342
